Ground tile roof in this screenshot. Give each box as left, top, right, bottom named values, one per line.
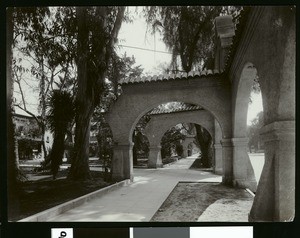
left=119, top=69, right=221, bottom=85
left=149, top=105, right=203, bottom=115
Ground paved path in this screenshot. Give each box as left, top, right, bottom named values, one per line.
left=248, top=153, right=265, bottom=182
left=47, top=155, right=221, bottom=222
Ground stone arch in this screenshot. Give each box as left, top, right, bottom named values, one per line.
left=180, top=135, right=196, bottom=158
left=157, top=122, right=214, bottom=165
left=231, top=62, right=258, bottom=192
left=145, top=109, right=215, bottom=147
left=105, top=78, right=231, bottom=182
left=229, top=7, right=295, bottom=221
left=106, top=76, right=231, bottom=145
left=233, top=62, right=258, bottom=137
left=187, top=139, right=197, bottom=156
left=128, top=99, right=227, bottom=145
left=143, top=109, right=217, bottom=169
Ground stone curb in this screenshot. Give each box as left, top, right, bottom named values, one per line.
left=18, top=179, right=131, bottom=222
left=245, top=188, right=255, bottom=197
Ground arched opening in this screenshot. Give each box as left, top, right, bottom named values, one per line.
left=247, top=88, right=265, bottom=184
left=159, top=122, right=203, bottom=166
left=127, top=101, right=222, bottom=175
left=187, top=142, right=199, bottom=156
left=128, top=100, right=226, bottom=146
left=160, top=123, right=187, bottom=164
left=232, top=62, right=263, bottom=192
left=132, top=126, right=150, bottom=168
left=107, top=90, right=230, bottom=182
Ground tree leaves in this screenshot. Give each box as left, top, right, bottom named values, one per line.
left=144, top=6, right=241, bottom=72
left=46, top=90, right=75, bottom=134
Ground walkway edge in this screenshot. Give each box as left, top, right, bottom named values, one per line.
left=18, top=179, right=131, bottom=222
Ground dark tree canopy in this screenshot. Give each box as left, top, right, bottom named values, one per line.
left=144, top=6, right=241, bottom=72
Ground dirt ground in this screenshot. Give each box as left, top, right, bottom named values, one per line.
left=150, top=182, right=253, bottom=222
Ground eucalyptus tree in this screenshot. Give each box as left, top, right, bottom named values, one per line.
left=13, top=7, right=77, bottom=158
left=68, top=7, right=127, bottom=180
left=7, top=7, right=56, bottom=218
left=7, top=7, right=20, bottom=219
left=247, top=111, right=264, bottom=152
left=194, top=124, right=213, bottom=168
left=144, top=6, right=240, bottom=72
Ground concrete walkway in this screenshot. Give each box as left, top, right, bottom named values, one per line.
left=47, top=154, right=222, bottom=222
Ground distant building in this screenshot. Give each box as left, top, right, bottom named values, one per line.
left=13, top=113, right=53, bottom=159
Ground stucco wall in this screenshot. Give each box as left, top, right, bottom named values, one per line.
left=229, top=6, right=295, bottom=221
left=144, top=109, right=215, bottom=146
left=106, top=76, right=231, bottom=145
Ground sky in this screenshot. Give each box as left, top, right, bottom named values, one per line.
left=117, top=9, right=171, bottom=75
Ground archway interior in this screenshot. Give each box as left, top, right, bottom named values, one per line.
left=128, top=98, right=226, bottom=146
left=159, top=122, right=214, bottom=167
left=160, top=123, right=196, bottom=165
left=246, top=77, right=265, bottom=183
left=130, top=101, right=217, bottom=168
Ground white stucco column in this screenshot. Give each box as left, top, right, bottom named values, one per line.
left=220, top=138, right=233, bottom=185
left=249, top=121, right=295, bottom=221
left=232, top=137, right=257, bottom=192
left=112, top=143, right=133, bottom=182
left=181, top=145, right=188, bottom=158
left=181, top=135, right=195, bottom=158
left=213, top=143, right=223, bottom=175
left=214, top=119, right=222, bottom=175
left=148, top=146, right=163, bottom=168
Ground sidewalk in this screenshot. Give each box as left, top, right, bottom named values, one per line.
left=46, top=155, right=222, bottom=221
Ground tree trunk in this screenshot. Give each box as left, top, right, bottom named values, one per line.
left=50, top=131, right=66, bottom=179
left=69, top=7, right=125, bottom=180
left=68, top=107, right=93, bottom=180
left=39, top=58, right=48, bottom=159
left=68, top=7, right=92, bottom=180
left=133, top=145, right=138, bottom=165
left=7, top=7, right=21, bottom=219
left=195, top=124, right=212, bottom=168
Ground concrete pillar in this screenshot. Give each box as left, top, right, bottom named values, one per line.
left=220, top=139, right=233, bottom=185
left=112, top=143, right=133, bottom=182
left=213, top=143, right=222, bottom=175
left=214, top=119, right=222, bottom=175
left=249, top=121, right=295, bottom=221
left=232, top=137, right=257, bottom=192
left=181, top=144, right=188, bottom=158
left=148, top=146, right=163, bottom=168
left=181, top=136, right=195, bottom=158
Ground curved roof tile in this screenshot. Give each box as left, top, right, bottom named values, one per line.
left=119, top=68, right=222, bottom=85
left=149, top=104, right=203, bottom=115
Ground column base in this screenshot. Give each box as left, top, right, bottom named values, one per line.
left=233, top=179, right=257, bottom=192
left=147, top=146, right=163, bottom=168
left=112, top=174, right=124, bottom=182
left=222, top=176, right=233, bottom=186
left=148, top=162, right=163, bottom=168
